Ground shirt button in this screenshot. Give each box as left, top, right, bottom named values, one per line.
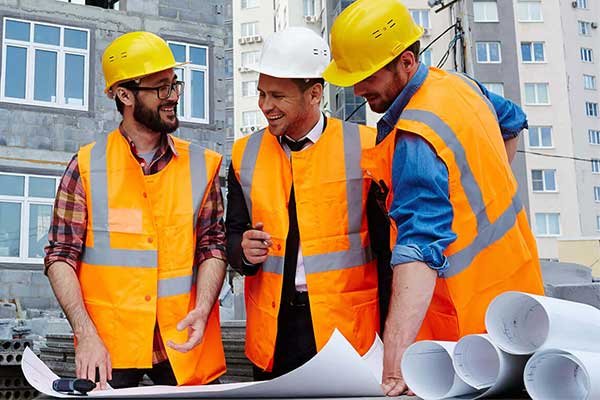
left=271, top=301, right=276, bottom=308
left=140, top=161, right=146, bottom=167
left=142, top=192, right=148, bottom=198
left=148, top=237, right=153, bottom=243
left=276, top=244, right=281, bottom=251
left=145, top=295, right=151, bottom=302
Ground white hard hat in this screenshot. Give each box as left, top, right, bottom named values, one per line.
left=252, top=27, right=330, bottom=79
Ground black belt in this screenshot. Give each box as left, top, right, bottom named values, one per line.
left=289, top=291, right=309, bottom=307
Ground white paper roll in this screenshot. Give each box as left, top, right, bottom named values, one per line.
left=401, top=341, right=482, bottom=400
left=524, top=349, right=600, bottom=400
left=453, top=334, right=528, bottom=398
left=485, top=291, right=600, bottom=355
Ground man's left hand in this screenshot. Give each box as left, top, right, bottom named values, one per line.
left=166, top=309, right=208, bottom=353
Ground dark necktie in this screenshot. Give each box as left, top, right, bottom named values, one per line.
left=282, top=136, right=311, bottom=152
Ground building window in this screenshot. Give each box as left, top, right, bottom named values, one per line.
left=581, top=48, right=594, bottom=63
left=241, top=0, right=258, bottom=8
left=0, top=173, right=58, bottom=262
left=586, top=102, right=599, bottom=117
left=409, top=9, right=430, bottom=29
left=168, top=41, right=209, bottom=124
left=242, top=110, right=260, bottom=128
left=473, top=1, right=498, bottom=22
left=1, top=18, right=89, bottom=110
left=476, top=41, right=501, bottom=63
left=578, top=0, right=589, bottom=8
left=521, top=42, right=545, bottom=63
left=531, top=169, right=557, bottom=192
left=590, top=129, right=600, bottom=145
left=56, top=0, right=120, bottom=9
left=524, top=83, right=550, bottom=105
left=592, top=159, right=600, bottom=173
left=241, top=50, right=260, bottom=68
left=595, top=186, right=600, bottom=202
left=482, top=82, right=504, bottom=96
left=421, top=49, right=433, bottom=67
left=579, top=21, right=593, bottom=36
left=240, top=22, right=258, bottom=37
left=517, top=0, right=543, bottom=22
left=303, top=0, right=319, bottom=16
left=597, top=216, right=600, bottom=231
left=535, top=213, right=560, bottom=236
left=584, top=75, right=597, bottom=90
left=528, top=126, right=553, bottom=148
left=242, top=80, right=258, bottom=97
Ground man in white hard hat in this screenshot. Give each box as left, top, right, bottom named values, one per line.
left=225, top=27, right=383, bottom=380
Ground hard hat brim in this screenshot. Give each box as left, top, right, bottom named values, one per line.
left=104, top=61, right=188, bottom=94
left=249, top=65, right=324, bottom=79
left=322, top=60, right=374, bottom=88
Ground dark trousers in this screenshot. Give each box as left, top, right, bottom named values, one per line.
left=253, top=291, right=318, bottom=381
left=109, top=360, right=177, bottom=388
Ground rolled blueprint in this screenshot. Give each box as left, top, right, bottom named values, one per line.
left=524, top=349, right=600, bottom=400
left=453, top=334, right=528, bottom=398
left=485, top=291, right=600, bottom=355
left=401, top=341, right=482, bottom=400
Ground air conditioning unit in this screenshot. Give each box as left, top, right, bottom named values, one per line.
left=238, top=66, right=251, bottom=72
left=571, top=0, right=578, bottom=7
left=240, top=125, right=260, bottom=134
left=253, top=35, right=263, bottom=43
left=238, top=37, right=247, bottom=45
left=245, top=36, right=255, bottom=44
left=304, top=15, right=319, bottom=23
left=592, top=22, right=598, bottom=29
left=422, top=27, right=431, bottom=36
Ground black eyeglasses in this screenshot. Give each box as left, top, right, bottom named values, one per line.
left=127, top=81, right=185, bottom=100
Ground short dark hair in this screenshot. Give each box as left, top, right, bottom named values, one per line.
left=385, top=40, right=421, bottom=71
left=114, top=80, right=139, bottom=115
left=291, top=77, right=325, bottom=92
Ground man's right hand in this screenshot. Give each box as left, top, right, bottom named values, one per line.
left=75, top=332, right=112, bottom=390
left=241, top=222, right=272, bottom=264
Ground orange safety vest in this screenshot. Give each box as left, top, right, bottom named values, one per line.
left=363, top=68, right=544, bottom=341
left=77, top=129, right=226, bottom=384
left=231, top=118, right=379, bottom=371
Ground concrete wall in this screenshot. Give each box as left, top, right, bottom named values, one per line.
left=0, top=0, right=229, bottom=307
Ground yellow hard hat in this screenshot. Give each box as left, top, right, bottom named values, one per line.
left=323, top=0, right=424, bottom=87
left=102, top=31, right=183, bottom=94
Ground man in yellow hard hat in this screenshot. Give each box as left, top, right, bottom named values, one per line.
left=324, top=0, right=544, bottom=396
left=226, top=27, right=385, bottom=380
left=45, top=31, right=227, bottom=388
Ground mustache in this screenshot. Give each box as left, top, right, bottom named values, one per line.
left=159, top=101, right=178, bottom=108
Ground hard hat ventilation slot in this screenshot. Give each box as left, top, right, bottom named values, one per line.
left=120, top=51, right=127, bottom=58
left=387, top=19, right=396, bottom=28
left=108, top=55, right=116, bottom=63
left=372, top=30, right=382, bottom=39
left=313, top=48, right=319, bottom=55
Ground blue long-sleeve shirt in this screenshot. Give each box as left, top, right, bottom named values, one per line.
left=376, top=64, right=528, bottom=273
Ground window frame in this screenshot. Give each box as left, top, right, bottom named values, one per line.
left=581, top=47, right=594, bottom=63
left=592, top=159, right=600, bottom=173
left=473, top=1, right=499, bottom=23
left=594, top=186, right=600, bottom=202
left=0, top=172, right=59, bottom=264
left=535, top=212, right=561, bottom=237
left=586, top=101, right=599, bottom=117
left=240, top=21, right=258, bottom=37
left=579, top=21, right=592, bottom=36
left=589, top=129, right=600, bottom=145
left=584, top=74, right=597, bottom=90
left=482, top=82, right=504, bottom=96
left=524, top=82, right=550, bottom=105
left=520, top=41, right=545, bottom=63
left=517, top=0, right=543, bottom=23
left=531, top=169, right=557, bottom=193
left=578, top=0, right=589, bottom=8
left=168, top=40, right=210, bottom=125
left=528, top=126, right=553, bottom=148
left=476, top=41, right=502, bottom=64
left=1, top=17, right=90, bottom=111
left=409, top=9, right=431, bottom=29
left=241, top=80, right=258, bottom=97
left=241, top=0, right=259, bottom=9
left=241, top=110, right=261, bottom=129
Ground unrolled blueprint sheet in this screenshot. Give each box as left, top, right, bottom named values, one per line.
left=23, top=329, right=385, bottom=398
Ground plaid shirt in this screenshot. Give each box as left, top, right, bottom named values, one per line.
left=44, top=129, right=226, bottom=364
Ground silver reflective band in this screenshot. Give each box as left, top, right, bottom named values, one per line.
left=189, top=143, right=208, bottom=231
left=239, top=129, right=265, bottom=220
left=400, top=109, right=491, bottom=231
left=450, top=72, right=498, bottom=123
left=263, top=256, right=284, bottom=274
left=83, top=246, right=157, bottom=268
left=158, top=274, right=193, bottom=298
left=444, top=194, right=523, bottom=278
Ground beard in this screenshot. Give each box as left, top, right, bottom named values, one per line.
left=133, top=100, right=179, bottom=134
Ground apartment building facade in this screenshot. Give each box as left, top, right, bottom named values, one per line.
left=0, top=0, right=229, bottom=308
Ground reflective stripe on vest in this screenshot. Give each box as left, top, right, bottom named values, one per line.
left=239, top=122, right=373, bottom=275
left=83, top=137, right=208, bottom=299
left=399, top=109, right=524, bottom=278
left=450, top=72, right=498, bottom=123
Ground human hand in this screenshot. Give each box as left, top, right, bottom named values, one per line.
left=75, top=332, right=112, bottom=390
left=381, top=376, right=414, bottom=397
left=167, top=309, right=208, bottom=353
left=241, top=222, right=272, bottom=264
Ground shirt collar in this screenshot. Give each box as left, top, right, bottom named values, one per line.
left=119, top=125, right=178, bottom=158
left=283, top=111, right=325, bottom=145
left=377, top=63, right=429, bottom=143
